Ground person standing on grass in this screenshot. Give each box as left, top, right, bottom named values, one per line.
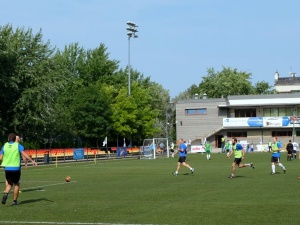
left=0, top=133, right=37, bottom=205
left=205, top=141, right=211, bottom=160
left=286, top=140, right=293, bottom=161
left=270, top=137, right=286, bottom=175
left=225, top=140, right=231, bottom=157
left=221, top=136, right=225, bottom=153
left=227, top=137, right=254, bottom=179
left=172, top=138, right=194, bottom=176
left=268, top=140, right=272, bottom=152
left=292, top=141, right=298, bottom=160
left=250, top=142, right=254, bottom=153
left=4, top=135, right=28, bottom=191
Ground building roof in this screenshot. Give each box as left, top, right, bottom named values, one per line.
left=177, top=98, right=226, bottom=104
left=177, top=93, right=300, bottom=107
left=275, top=76, right=300, bottom=85
left=222, top=93, right=300, bottom=107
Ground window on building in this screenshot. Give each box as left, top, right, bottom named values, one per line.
left=185, top=108, right=207, bottom=115
left=263, top=108, right=270, bottom=117
left=263, top=107, right=294, bottom=117
left=278, top=108, right=286, bottom=116
left=272, top=131, right=292, bottom=137
left=285, top=108, right=294, bottom=116
left=270, top=108, right=278, bottom=117
left=234, top=109, right=256, bottom=117
left=227, top=132, right=247, bottom=137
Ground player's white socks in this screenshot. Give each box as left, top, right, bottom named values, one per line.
left=278, top=163, right=285, bottom=170
left=272, top=164, right=275, bottom=173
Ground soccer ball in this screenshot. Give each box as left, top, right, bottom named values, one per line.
left=65, top=176, right=71, bottom=182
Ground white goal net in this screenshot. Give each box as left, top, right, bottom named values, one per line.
left=140, top=138, right=169, bottom=159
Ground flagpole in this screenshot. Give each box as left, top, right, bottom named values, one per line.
left=103, top=136, right=109, bottom=158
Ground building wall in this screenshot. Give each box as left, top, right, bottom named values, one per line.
left=275, top=85, right=300, bottom=93
left=222, top=129, right=293, bottom=148
left=176, top=94, right=300, bottom=149
left=176, top=99, right=226, bottom=144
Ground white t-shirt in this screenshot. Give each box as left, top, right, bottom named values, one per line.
left=292, top=142, right=298, bottom=151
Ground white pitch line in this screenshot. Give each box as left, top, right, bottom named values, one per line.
left=0, top=221, right=165, bottom=225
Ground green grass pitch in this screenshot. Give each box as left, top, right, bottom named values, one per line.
left=0, top=152, right=299, bottom=225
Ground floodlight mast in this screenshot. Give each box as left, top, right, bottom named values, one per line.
left=126, top=21, right=138, bottom=96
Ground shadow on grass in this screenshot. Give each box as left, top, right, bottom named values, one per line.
left=19, top=198, right=54, bottom=205
left=21, top=187, right=44, bottom=192
left=182, top=173, right=194, bottom=176
left=227, top=175, right=246, bottom=179
left=230, top=175, right=246, bottom=178
left=270, top=172, right=283, bottom=175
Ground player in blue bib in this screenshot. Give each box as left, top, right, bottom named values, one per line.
left=172, top=138, right=194, bottom=176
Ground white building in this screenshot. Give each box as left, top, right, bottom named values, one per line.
left=175, top=93, right=300, bottom=150
left=274, top=71, right=300, bottom=93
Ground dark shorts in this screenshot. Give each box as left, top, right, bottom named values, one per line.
left=293, top=150, right=297, bottom=154
left=5, top=170, right=21, bottom=185
left=233, top=158, right=242, bottom=165
left=178, top=156, right=186, bottom=163
left=170, top=149, right=174, bottom=153
left=271, top=157, right=280, bottom=163
left=287, top=150, right=293, bottom=155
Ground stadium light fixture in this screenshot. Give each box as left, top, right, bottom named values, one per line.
left=126, top=21, right=138, bottom=96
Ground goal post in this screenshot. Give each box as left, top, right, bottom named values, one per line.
left=140, top=138, right=169, bottom=159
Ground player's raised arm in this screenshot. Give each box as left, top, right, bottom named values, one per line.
left=21, top=151, right=37, bottom=166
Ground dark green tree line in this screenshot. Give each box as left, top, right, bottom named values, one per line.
left=175, top=66, right=275, bottom=100
left=0, top=24, right=169, bottom=148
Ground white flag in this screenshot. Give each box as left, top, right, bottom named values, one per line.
left=103, top=136, right=107, bottom=146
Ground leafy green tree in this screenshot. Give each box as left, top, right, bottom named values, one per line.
left=69, top=84, right=112, bottom=147
left=253, top=81, right=276, bottom=94
left=79, top=43, right=119, bottom=85
left=174, top=84, right=199, bottom=101
left=0, top=24, right=171, bottom=148
left=198, top=67, right=253, bottom=98
left=0, top=24, right=57, bottom=137
left=111, top=82, right=159, bottom=145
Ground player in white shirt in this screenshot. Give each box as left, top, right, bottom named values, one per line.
left=292, top=141, right=299, bottom=160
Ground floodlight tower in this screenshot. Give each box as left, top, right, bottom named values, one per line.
left=126, top=21, right=138, bottom=96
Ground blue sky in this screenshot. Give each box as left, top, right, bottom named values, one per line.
left=1, top=0, right=299, bottom=98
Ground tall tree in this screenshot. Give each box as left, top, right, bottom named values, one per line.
left=69, top=84, right=112, bottom=147
left=198, top=67, right=253, bottom=98
left=111, top=82, right=159, bottom=145
left=253, top=81, right=276, bottom=94
left=0, top=24, right=57, bottom=137
left=80, top=43, right=119, bottom=85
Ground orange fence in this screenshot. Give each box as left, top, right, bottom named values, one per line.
left=25, top=147, right=141, bottom=159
